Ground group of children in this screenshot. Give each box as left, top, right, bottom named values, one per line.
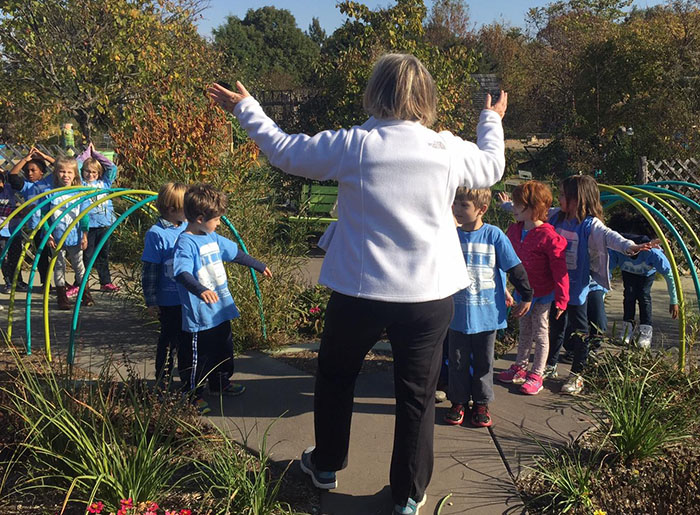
left=5, top=146, right=275, bottom=414
left=443, top=175, right=676, bottom=428
left=4, top=146, right=121, bottom=308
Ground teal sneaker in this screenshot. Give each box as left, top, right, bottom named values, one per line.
left=300, top=446, right=337, bottom=489
left=542, top=364, right=558, bottom=380
left=209, top=382, right=246, bottom=396
left=394, top=494, right=427, bottom=515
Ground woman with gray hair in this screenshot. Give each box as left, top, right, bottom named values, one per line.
left=208, top=53, right=507, bottom=515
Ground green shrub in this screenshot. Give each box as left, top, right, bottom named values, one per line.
left=292, top=285, right=331, bottom=338
left=586, top=350, right=694, bottom=463
left=0, top=342, right=293, bottom=514
left=523, top=441, right=604, bottom=514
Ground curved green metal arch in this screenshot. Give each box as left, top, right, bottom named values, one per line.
left=8, top=189, right=109, bottom=344
left=40, top=189, right=157, bottom=360
left=601, top=188, right=700, bottom=308
left=603, top=195, right=699, bottom=307
left=23, top=190, right=156, bottom=356
left=68, top=195, right=157, bottom=363
left=220, top=216, right=267, bottom=341
left=598, top=185, right=686, bottom=370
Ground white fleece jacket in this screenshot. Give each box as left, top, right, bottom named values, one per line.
left=234, top=97, right=505, bottom=302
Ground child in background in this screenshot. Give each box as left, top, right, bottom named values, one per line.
left=445, top=188, right=532, bottom=427
left=0, top=169, right=29, bottom=294
left=9, top=147, right=54, bottom=287
left=141, top=182, right=188, bottom=389
left=544, top=175, right=653, bottom=394
left=78, top=143, right=120, bottom=293
left=173, top=184, right=272, bottom=410
left=607, top=210, right=679, bottom=348
left=497, top=181, right=569, bottom=395
left=43, top=157, right=94, bottom=309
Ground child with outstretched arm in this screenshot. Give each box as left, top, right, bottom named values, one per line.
left=173, top=183, right=272, bottom=413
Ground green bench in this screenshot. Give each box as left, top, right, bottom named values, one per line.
left=286, top=184, right=338, bottom=228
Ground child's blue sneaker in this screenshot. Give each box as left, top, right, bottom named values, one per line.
left=299, top=446, right=337, bottom=489
left=394, top=494, right=427, bottom=515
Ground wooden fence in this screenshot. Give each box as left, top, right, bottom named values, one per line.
left=0, top=143, right=80, bottom=172
left=638, top=156, right=700, bottom=272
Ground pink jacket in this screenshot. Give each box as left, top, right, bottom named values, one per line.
left=506, top=222, right=569, bottom=311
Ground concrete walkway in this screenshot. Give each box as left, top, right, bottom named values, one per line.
left=204, top=348, right=589, bottom=515
left=7, top=260, right=693, bottom=514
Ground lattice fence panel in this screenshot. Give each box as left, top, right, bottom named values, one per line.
left=639, top=157, right=700, bottom=274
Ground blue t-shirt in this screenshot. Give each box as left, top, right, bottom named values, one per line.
left=173, top=232, right=241, bottom=332
left=42, top=191, right=89, bottom=247
left=549, top=215, right=595, bottom=305
left=141, top=219, right=187, bottom=306
left=450, top=224, right=521, bottom=334
left=0, top=176, right=22, bottom=237
left=609, top=247, right=671, bottom=278
left=81, top=163, right=117, bottom=228
left=20, top=176, right=54, bottom=230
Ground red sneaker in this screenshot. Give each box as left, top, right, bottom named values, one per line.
left=520, top=373, right=544, bottom=395
left=470, top=403, right=492, bottom=427
left=100, top=283, right=120, bottom=292
left=444, top=403, right=465, bottom=425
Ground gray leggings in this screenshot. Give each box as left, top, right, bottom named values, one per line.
left=54, top=244, right=85, bottom=287
left=447, top=329, right=496, bottom=405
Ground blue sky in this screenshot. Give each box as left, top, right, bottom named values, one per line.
left=196, top=1, right=664, bottom=39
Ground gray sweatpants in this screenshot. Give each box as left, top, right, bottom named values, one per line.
left=447, top=329, right=496, bottom=405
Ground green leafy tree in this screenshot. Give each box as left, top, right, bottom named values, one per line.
left=213, top=7, right=320, bottom=91
left=299, top=0, right=478, bottom=137
left=307, top=17, right=327, bottom=48
left=0, top=0, right=217, bottom=141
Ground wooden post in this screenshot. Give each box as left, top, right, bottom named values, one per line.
left=637, top=155, right=648, bottom=184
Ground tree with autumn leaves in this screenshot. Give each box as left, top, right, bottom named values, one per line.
left=0, top=0, right=218, bottom=141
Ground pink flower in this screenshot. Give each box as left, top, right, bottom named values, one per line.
left=120, top=499, right=134, bottom=509
left=309, top=306, right=321, bottom=315
left=180, top=510, right=192, bottom=515
left=87, top=501, right=104, bottom=514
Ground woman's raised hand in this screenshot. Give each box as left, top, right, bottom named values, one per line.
left=485, top=90, right=508, bottom=119
left=207, top=81, right=251, bottom=113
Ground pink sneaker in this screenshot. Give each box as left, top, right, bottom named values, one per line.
left=497, top=364, right=527, bottom=384
left=100, top=283, right=120, bottom=292
left=66, top=285, right=79, bottom=297
left=520, top=373, right=544, bottom=395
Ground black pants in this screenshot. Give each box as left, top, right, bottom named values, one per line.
left=33, top=232, right=51, bottom=285
left=311, top=292, right=453, bottom=507
left=83, top=226, right=112, bottom=285
left=0, top=236, right=24, bottom=286
left=547, top=301, right=589, bottom=374
left=179, top=320, right=234, bottom=395
left=155, top=305, right=184, bottom=384
left=622, top=271, right=654, bottom=326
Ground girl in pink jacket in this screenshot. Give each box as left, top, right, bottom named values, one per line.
left=497, top=181, right=569, bottom=395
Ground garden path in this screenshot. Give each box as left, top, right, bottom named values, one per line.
left=4, top=261, right=694, bottom=514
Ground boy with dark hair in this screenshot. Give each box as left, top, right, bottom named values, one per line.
left=173, top=183, right=272, bottom=403
left=446, top=187, right=532, bottom=427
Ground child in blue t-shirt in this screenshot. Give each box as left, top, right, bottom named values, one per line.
left=173, top=183, right=272, bottom=403
left=78, top=143, right=119, bottom=293
left=445, top=187, right=532, bottom=428
left=141, top=182, right=188, bottom=390
left=607, top=210, right=679, bottom=349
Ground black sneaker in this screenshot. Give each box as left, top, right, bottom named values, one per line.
left=300, top=446, right=337, bottom=489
